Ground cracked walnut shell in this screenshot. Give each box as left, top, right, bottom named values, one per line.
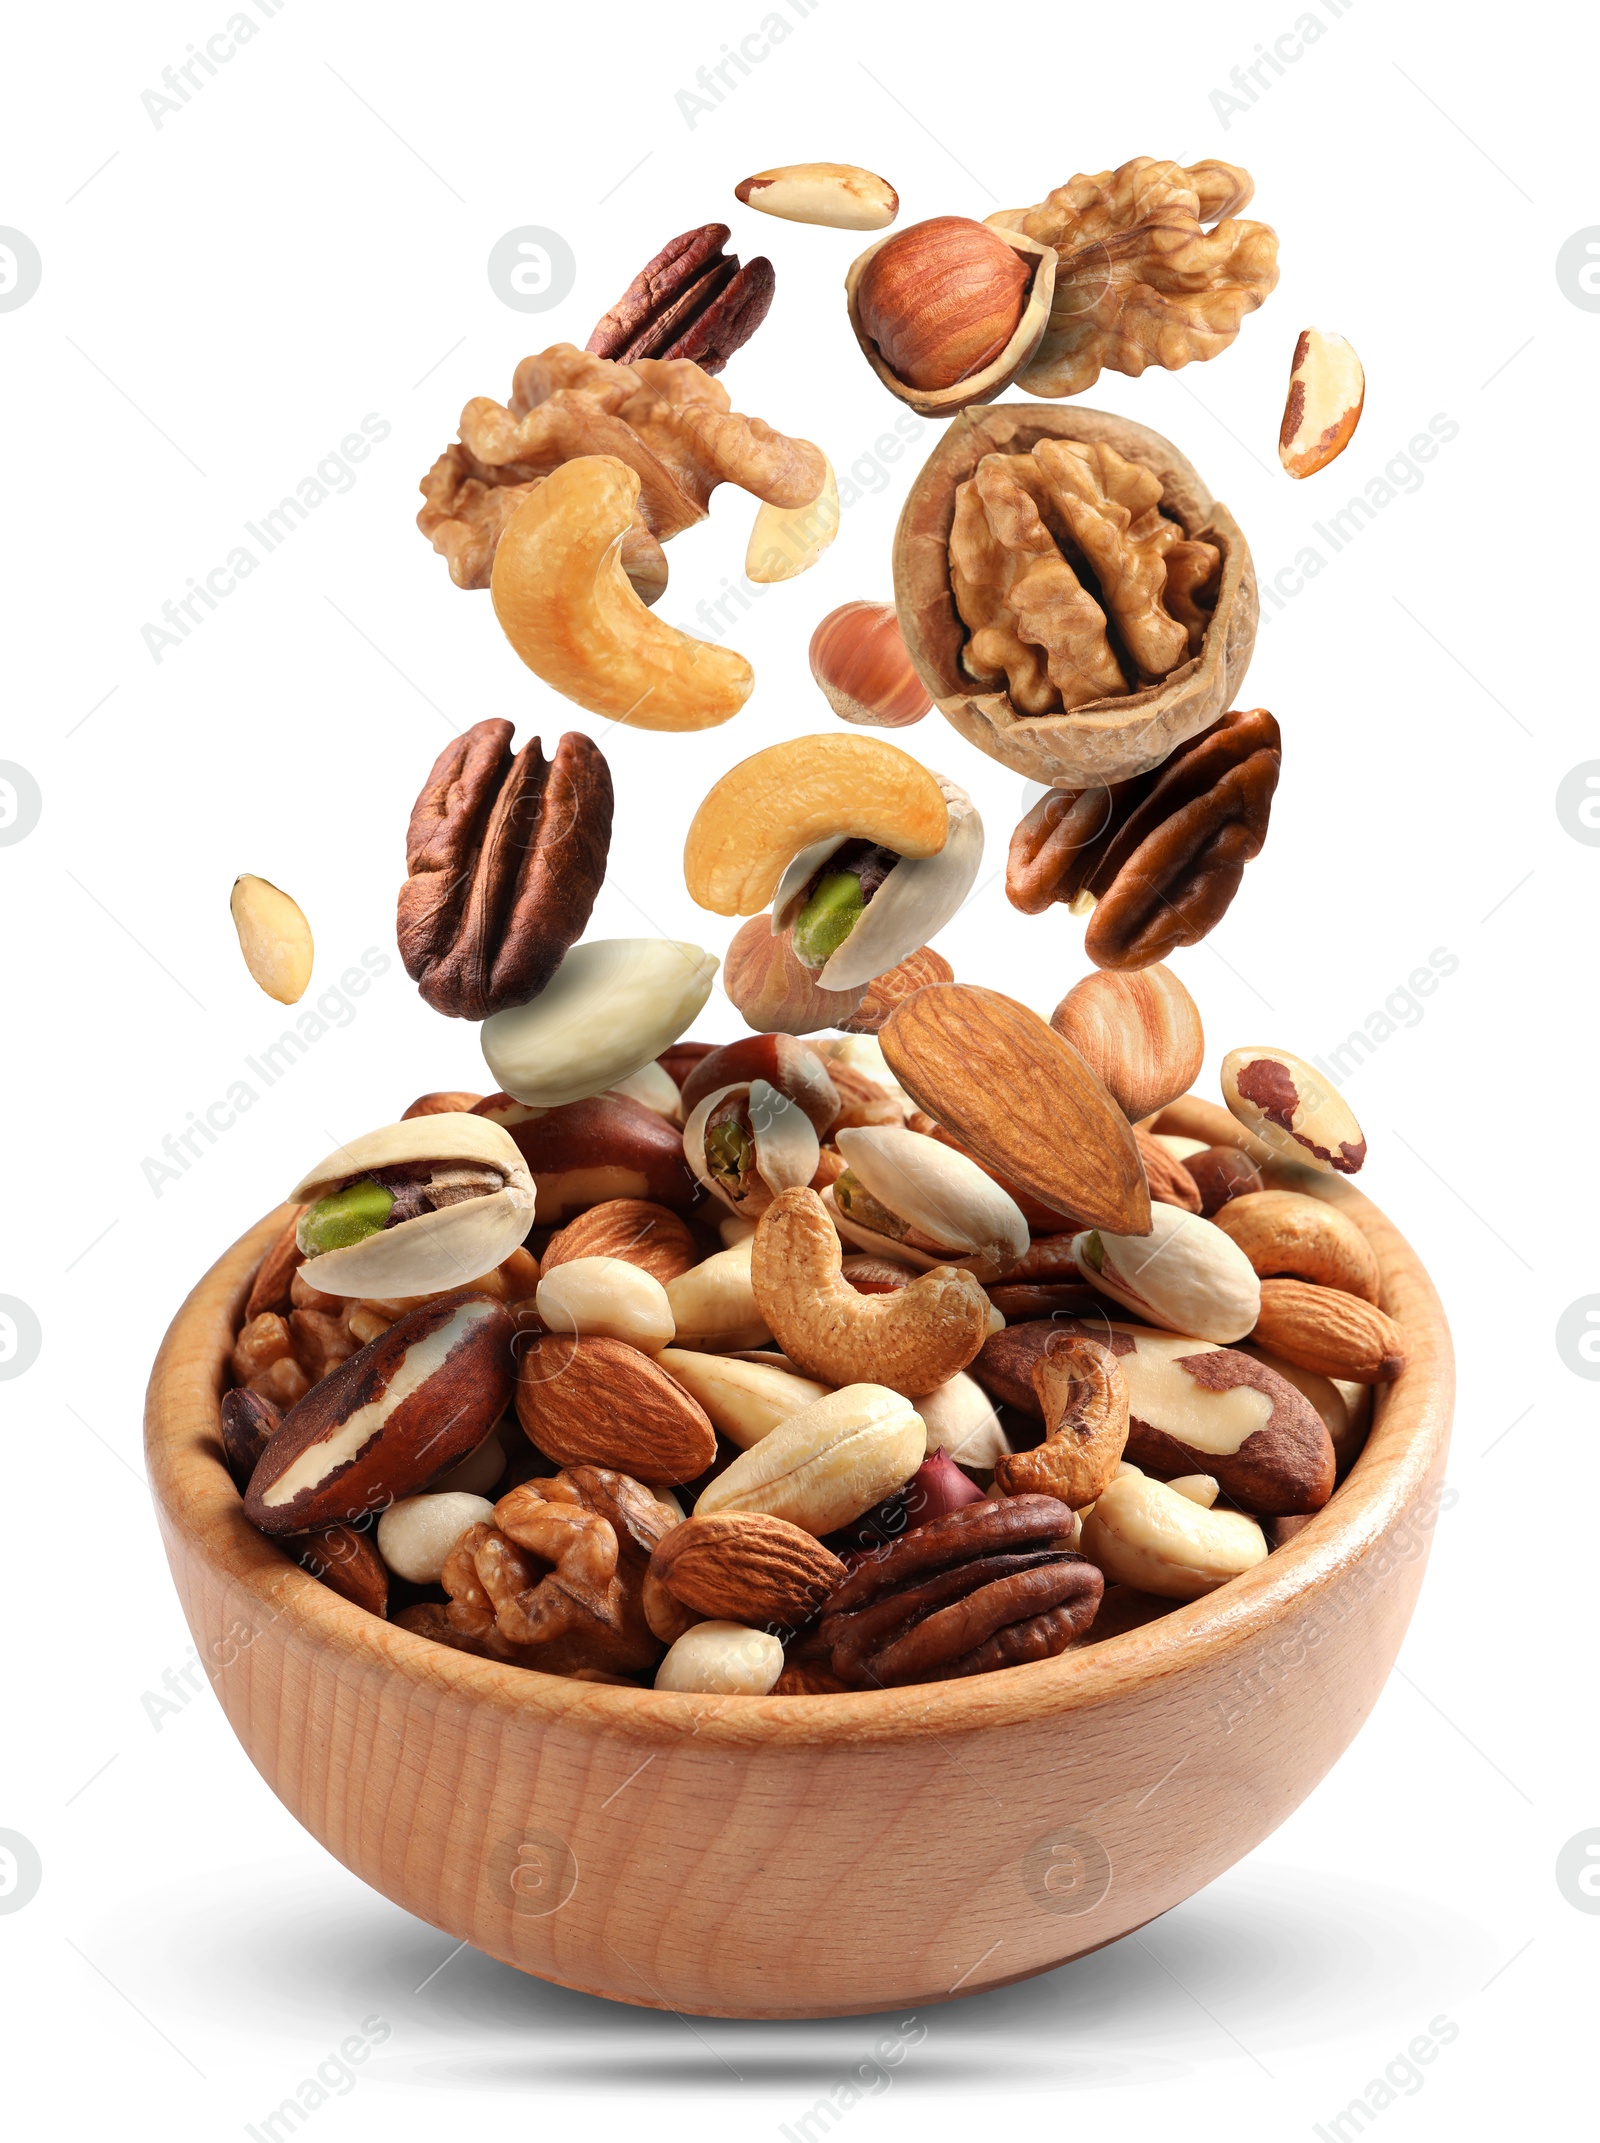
left=418, top=343, right=826, bottom=591
left=894, top=403, right=1257, bottom=788
left=986, top=157, right=1279, bottom=400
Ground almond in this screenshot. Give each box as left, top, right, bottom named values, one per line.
left=540, top=1198, right=698, bottom=1283
left=1251, top=1278, right=1405, bottom=1384
left=879, top=984, right=1149, bottom=1235
left=1050, top=964, right=1204, bottom=1123
left=1210, top=1190, right=1380, bottom=1302
left=650, top=1512, right=845, bottom=1625
left=514, top=1333, right=716, bottom=1484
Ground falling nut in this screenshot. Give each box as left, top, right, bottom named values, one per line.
left=481, top=939, right=718, bottom=1110
left=1221, top=1047, right=1367, bottom=1175
left=695, top=1381, right=927, bottom=1537
left=735, top=163, right=898, bottom=231
left=809, top=602, right=931, bottom=729
left=491, top=456, right=754, bottom=729
left=771, top=773, right=982, bottom=992
left=683, top=734, right=949, bottom=918
left=747, top=458, right=840, bottom=583
left=230, top=875, right=313, bottom=1005
left=721, top=914, right=871, bottom=1036
left=1079, top=1472, right=1267, bottom=1600
left=1279, top=329, right=1364, bottom=479
left=1049, top=964, right=1205, bottom=1124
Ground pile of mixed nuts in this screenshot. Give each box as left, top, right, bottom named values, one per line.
left=218, top=155, right=1393, bottom=1697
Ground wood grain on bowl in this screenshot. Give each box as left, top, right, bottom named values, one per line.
left=145, top=1172, right=1450, bottom=2019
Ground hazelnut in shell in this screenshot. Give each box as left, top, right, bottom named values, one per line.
left=845, top=220, right=1054, bottom=418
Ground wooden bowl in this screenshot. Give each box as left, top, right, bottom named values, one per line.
left=893, top=404, right=1259, bottom=789
left=145, top=1171, right=1451, bottom=2020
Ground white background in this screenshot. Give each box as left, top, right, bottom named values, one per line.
left=0, top=0, right=1591, bottom=2135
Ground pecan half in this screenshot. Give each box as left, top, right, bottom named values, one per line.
left=586, top=224, right=775, bottom=374
left=1006, top=708, right=1280, bottom=969
left=398, top=719, right=612, bottom=1020
left=818, top=1496, right=1101, bottom=1687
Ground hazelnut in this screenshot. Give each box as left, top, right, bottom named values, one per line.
left=855, top=217, right=1031, bottom=392
left=721, top=914, right=869, bottom=1036
left=809, top=602, right=931, bottom=729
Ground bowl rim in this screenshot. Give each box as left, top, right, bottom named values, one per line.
left=145, top=1166, right=1453, bottom=1754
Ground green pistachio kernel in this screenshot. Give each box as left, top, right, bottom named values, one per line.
left=1079, top=1231, right=1104, bottom=1273
left=298, top=1178, right=395, bottom=1256
left=833, top=1169, right=907, bottom=1241
left=791, top=871, right=865, bottom=969
left=705, top=1115, right=754, bottom=1190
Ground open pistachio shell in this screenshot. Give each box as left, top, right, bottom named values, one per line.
left=291, top=1114, right=535, bottom=1299
left=481, top=939, right=719, bottom=1109
left=831, top=1125, right=1029, bottom=1281
left=820, top=780, right=981, bottom=991
left=683, top=1080, right=821, bottom=1217
left=770, top=780, right=983, bottom=994
left=1072, top=1201, right=1260, bottom=1344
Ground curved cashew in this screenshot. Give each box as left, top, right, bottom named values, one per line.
left=682, top=735, right=950, bottom=917
left=992, top=1337, right=1129, bottom=1506
left=750, top=1185, right=991, bottom=1397
left=1209, top=1190, right=1381, bottom=1303
left=490, top=455, right=752, bottom=730
left=1078, top=1473, right=1267, bottom=1601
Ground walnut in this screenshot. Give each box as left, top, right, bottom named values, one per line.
left=427, top=1468, right=673, bottom=1678
left=949, top=438, right=1220, bottom=716
left=418, top=343, right=825, bottom=591
left=988, top=157, right=1279, bottom=399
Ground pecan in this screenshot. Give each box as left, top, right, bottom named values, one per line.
left=1005, top=708, right=1280, bottom=969
left=398, top=720, right=612, bottom=1021
left=818, top=1496, right=1102, bottom=1687
left=586, top=224, right=775, bottom=373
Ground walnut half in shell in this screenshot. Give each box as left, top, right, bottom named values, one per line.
left=893, top=404, right=1257, bottom=789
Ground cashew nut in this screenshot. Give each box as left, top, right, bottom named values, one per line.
left=1079, top=1473, right=1267, bottom=1600
left=992, top=1337, right=1129, bottom=1507
left=682, top=735, right=950, bottom=918
left=750, top=1185, right=992, bottom=1397
left=490, top=456, right=753, bottom=730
